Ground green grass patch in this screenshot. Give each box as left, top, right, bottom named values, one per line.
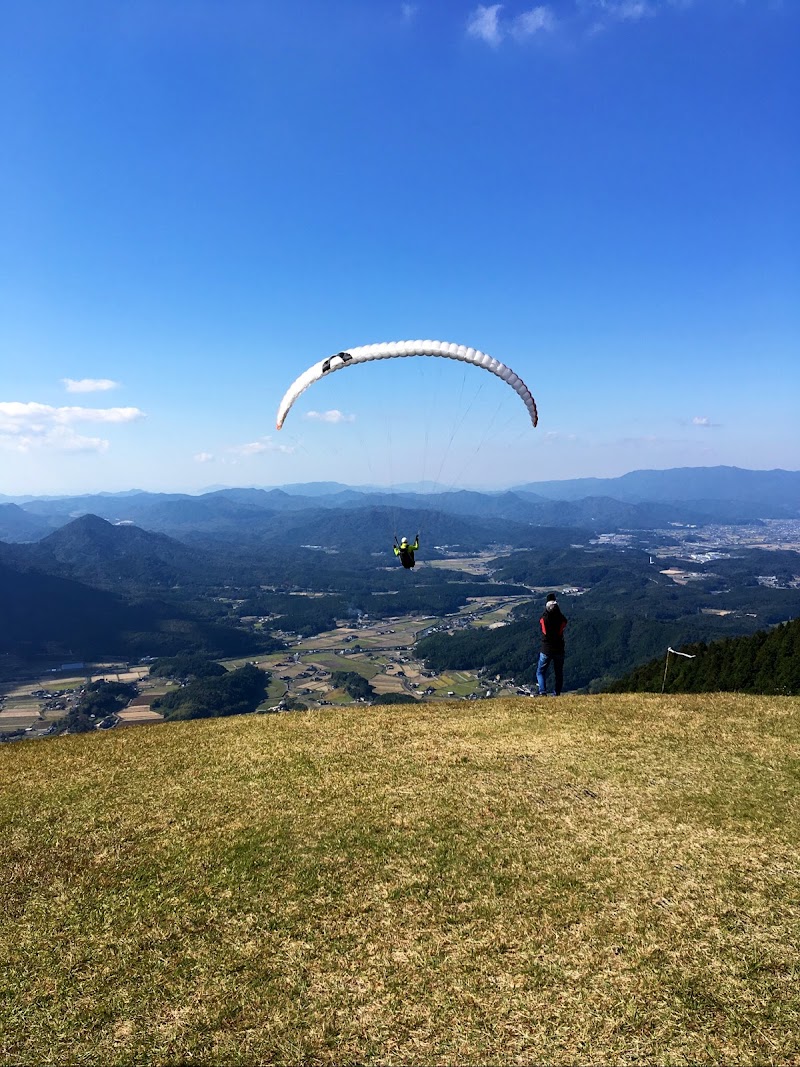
left=326, top=688, right=355, bottom=705
left=2, top=694, right=799, bottom=1064
left=304, top=653, right=383, bottom=680
left=264, top=677, right=287, bottom=705
left=426, top=671, right=481, bottom=697
left=254, top=653, right=288, bottom=669
left=472, top=607, right=514, bottom=627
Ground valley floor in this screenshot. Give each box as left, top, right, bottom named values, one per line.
left=0, top=591, right=536, bottom=739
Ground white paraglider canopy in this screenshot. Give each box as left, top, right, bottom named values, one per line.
left=276, top=340, right=538, bottom=431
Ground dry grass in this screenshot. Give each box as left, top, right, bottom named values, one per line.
left=2, top=693, right=799, bottom=1065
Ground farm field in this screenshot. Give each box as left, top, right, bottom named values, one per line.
left=0, top=676, right=83, bottom=738
left=424, top=550, right=511, bottom=575
left=1, top=589, right=532, bottom=738
left=2, top=693, right=798, bottom=1065
left=0, top=667, right=172, bottom=738
left=260, top=594, right=534, bottom=707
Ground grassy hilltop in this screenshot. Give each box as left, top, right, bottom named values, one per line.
left=3, top=695, right=800, bottom=1065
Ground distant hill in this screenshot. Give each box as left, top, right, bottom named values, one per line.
left=0, top=559, right=268, bottom=665
left=0, top=503, right=50, bottom=542
left=226, top=505, right=592, bottom=552
left=605, top=618, right=800, bottom=695
left=11, top=514, right=220, bottom=591
left=277, top=481, right=357, bottom=496
left=0, top=519, right=282, bottom=668
left=514, top=466, right=800, bottom=516
left=209, top=488, right=693, bottom=530
left=13, top=501, right=583, bottom=553
left=19, top=490, right=190, bottom=520
left=10, top=466, right=800, bottom=534
left=9, top=488, right=704, bottom=539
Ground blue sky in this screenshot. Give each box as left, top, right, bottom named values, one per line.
left=1, top=0, right=797, bottom=495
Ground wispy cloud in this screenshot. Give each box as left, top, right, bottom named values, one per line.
left=228, top=436, right=295, bottom=457
left=61, top=377, right=121, bottom=393
left=194, top=451, right=214, bottom=463
left=581, top=0, right=671, bottom=35
left=513, top=6, right=556, bottom=37
left=304, top=409, right=356, bottom=424
left=0, top=401, right=145, bottom=453
left=467, top=0, right=784, bottom=48
left=467, top=4, right=505, bottom=45
left=401, top=2, right=418, bottom=22
left=692, top=415, right=721, bottom=427
left=466, top=0, right=693, bottom=46
left=589, top=0, right=656, bottom=22
left=467, top=4, right=556, bottom=44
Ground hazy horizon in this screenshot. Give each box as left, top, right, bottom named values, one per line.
left=3, top=462, right=800, bottom=503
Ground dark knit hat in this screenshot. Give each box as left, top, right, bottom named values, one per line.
left=546, top=592, right=557, bottom=603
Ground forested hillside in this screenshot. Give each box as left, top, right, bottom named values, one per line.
left=606, top=618, right=800, bottom=695
left=415, top=541, right=800, bottom=692
left=0, top=560, right=279, bottom=674
left=415, top=608, right=772, bottom=692
left=3, top=477, right=799, bottom=691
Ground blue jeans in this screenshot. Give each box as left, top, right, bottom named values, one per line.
left=537, top=652, right=564, bottom=696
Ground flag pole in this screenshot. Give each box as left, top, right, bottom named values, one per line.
left=662, top=646, right=697, bottom=694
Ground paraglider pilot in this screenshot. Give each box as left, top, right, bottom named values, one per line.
left=394, top=535, right=419, bottom=569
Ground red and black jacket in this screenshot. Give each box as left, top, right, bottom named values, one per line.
left=539, top=604, right=567, bottom=655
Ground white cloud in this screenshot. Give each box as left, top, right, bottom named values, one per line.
left=194, top=451, right=214, bottom=463
left=585, top=0, right=656, bottom=24
left=467, top=0, right=773, bottom=48
left=513, top=6, right=556, bottom=37
left=229, top=436, right=295, bottom=457
left=67, top=406, right=143, bottom=424
left=47, top=428, right=111, bottom=453
left=467, top=4, right=504, bottom=45
left=543, top=430, right=578, bottom=441
left=610, top=1, right=654, bottom=20
left=0, top=401, right=145, bottom=453
left=0, top=402, right=145, bottom=426
left=232, top=441, right=270, bottom=456
left=401, top=2, right=418, bottom=21
left=692, top=415, right=720, bottom=427
left=304, top=409, right=356, bottom=424
left=61, top=377, right=120, bottom=393
left=468, top=4, right=556, bottom=45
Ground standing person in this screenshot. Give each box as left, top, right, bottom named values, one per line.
left=393, top=534, right=419, bottom=569
left=537, top=592, right=567, bottom=696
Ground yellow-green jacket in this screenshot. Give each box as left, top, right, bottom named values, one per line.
left=393, top=537, right=419, bottom=568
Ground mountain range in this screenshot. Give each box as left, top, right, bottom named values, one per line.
left=1, top=466, right=797, bottom=544
left=514, top=466, right=800, bottom=506
left=2, top=464, right=798, bottom=685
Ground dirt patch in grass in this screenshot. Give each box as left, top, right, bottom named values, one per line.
left=370, top=674, right=407, bottom=695
left=116, top=708, right=164, bottom=725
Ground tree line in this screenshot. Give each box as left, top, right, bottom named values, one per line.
left=152, top=663, right=270, bottom=721
left=605, top=618, right=800, bottom=695
left=330, top=671, right=417, bottom=705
